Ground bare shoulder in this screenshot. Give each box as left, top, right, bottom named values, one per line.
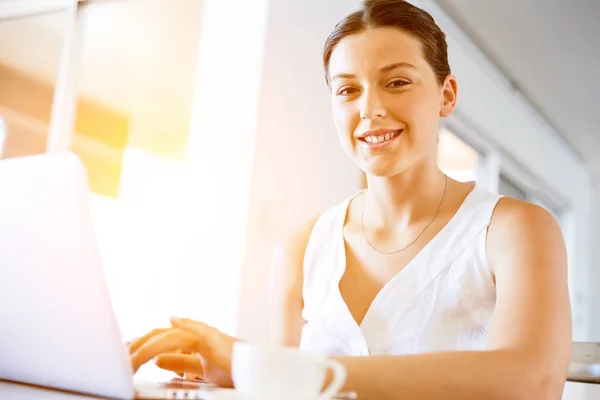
left=487, top=196, right=566, bottom=275
left=488, top=197, right=564, bottom=243
left=489, top=196, right=562, bottom=232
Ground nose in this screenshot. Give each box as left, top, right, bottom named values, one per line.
left=359, top=88, right=387, bottom=120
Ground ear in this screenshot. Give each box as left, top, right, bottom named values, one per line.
left=439, top=74, right=458, bottom=117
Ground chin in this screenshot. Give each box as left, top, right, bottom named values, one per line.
left=363, top=164, right=402, bottom=178
left=360, top=151, right=432, bottom=179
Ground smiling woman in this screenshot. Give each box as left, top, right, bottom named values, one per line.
left=325, top=23, right=457, bottom=179
left=130, top=1, right=571, bottom=399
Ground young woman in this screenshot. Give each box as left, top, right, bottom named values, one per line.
left=128, top=1, right=571, bottom=398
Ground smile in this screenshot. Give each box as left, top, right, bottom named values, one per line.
left=358, top=129, right=403, bottom=148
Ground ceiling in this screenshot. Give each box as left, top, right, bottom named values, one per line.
left=435, top=0, right=600, bottom=176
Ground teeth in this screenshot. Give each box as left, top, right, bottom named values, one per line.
left=364, top=130, right=399, bottom=144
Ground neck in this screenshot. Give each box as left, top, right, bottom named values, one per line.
left=363, top=158, right=447, bottom=230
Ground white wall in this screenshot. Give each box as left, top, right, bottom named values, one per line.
left=236, top=0, right=363, bottom=343
left=181, top=0, right=271, bottom=336
left=234, top=0, right=594, bottom=355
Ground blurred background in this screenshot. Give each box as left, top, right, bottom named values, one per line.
left=0, top=0, right=598, bottom=398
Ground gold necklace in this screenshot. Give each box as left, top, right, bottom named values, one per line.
left=360, top=175, right=448, bottom=255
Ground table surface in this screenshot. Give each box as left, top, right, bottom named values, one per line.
left=3, top=342, right=599, bottom=400
left=568, top=342, right=600, bottom=383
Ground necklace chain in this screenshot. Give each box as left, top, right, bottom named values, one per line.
left=360, top=175, right=448, bottom=255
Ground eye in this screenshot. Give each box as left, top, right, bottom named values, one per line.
left=386, top=79, right=410, bottom=88
left=336, top=86, right=359, bottom=96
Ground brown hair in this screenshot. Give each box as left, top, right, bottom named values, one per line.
left=323, top=0, right=451, bottom=86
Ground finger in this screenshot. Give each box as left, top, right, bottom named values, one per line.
left=170, top=317, right=237, bottom=372
left=131, top=329, right=204, bottom=373
left=128, top=328, right=169, bottom=354
left=183, top=373, right=205, bottom=381
left=153, top=353, right=204, bottom=377
left=170, top=317, right=215, bottom=341
left=171, top=349, right=191, bottom=377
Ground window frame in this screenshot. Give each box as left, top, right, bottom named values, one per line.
left=442, top=115, right=570, bottom=215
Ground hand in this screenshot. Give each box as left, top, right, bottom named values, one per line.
left=126, top=336, right=193, bottom=379
left=128, top=317, right=239, bottom=387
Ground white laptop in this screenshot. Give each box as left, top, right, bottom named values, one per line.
left=0, top=152, right=214, bottom=399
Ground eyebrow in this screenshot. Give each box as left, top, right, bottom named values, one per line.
left=329, top=62, right=417, bottom=82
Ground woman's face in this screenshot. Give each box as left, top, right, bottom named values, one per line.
left=328, top=27, right=457, bottom=177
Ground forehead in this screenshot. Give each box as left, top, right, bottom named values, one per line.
left=328, top=27, right=426, bottom=75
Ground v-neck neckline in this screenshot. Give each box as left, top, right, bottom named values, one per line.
left=334, top=182, right=481, bottom=329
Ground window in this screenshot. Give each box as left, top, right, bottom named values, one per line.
left=437, top=127, right=481, bottom=182
left=73, top=0, right=203, bottom=381
left=0, top=116, right=6, bottom=157
left=2, top=0, right=267, bottom=368
left=73, top=0, right=202, bottom=337
left=0, top=10, right=69, bottom=158
left=498, top=174, right=527, bottom=201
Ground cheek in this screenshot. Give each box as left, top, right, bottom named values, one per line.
left=331, top=102, right=358, bottom=138
left=395, top=90, right=440, bottom=136
left=394, top=91, right=428, bottom=118
left=331, top=102, right=361, bottom=159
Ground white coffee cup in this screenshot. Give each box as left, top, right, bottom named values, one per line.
left=231, top=342, right=346, bottom=400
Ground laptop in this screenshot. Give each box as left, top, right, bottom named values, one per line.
left=0, top=152, right=214, bottom=399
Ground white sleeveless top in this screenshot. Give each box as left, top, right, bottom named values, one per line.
left=299, top=183, right=501, bottom=356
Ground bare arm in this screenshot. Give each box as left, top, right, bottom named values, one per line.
left=268, top=216, right=320, bottom=347
left=329, top=199, right=571, bottom=400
